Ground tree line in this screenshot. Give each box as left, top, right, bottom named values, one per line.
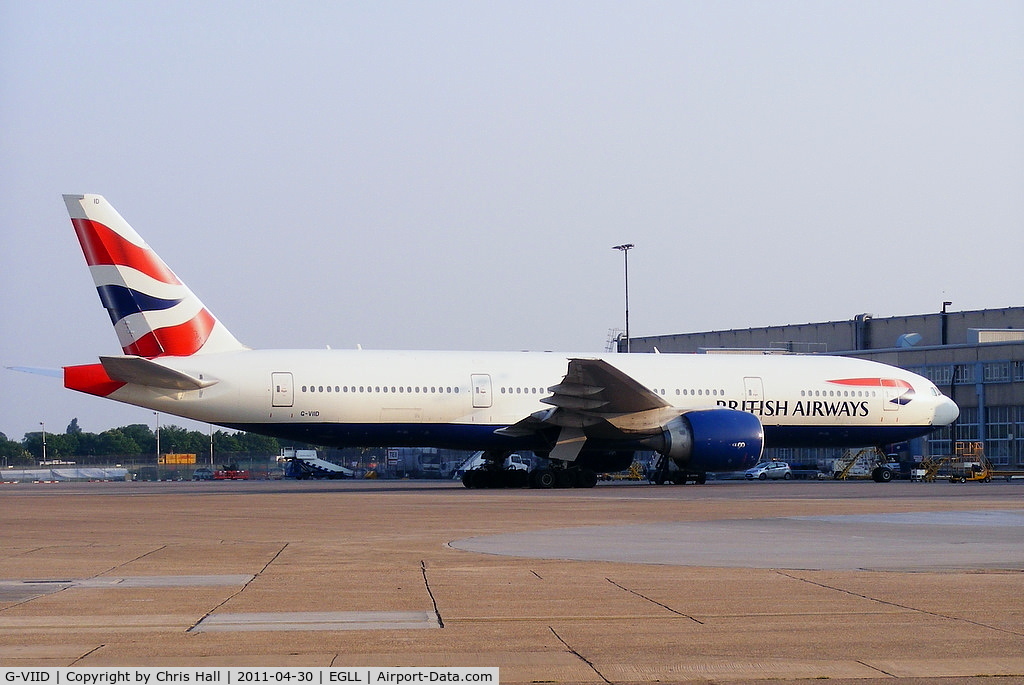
left=0, top=418, right=305, bottom=466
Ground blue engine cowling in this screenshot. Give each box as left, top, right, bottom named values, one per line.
left=658, top=409, right=763, bottom=472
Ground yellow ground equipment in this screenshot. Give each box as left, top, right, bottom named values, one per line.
left=913, top=456, right=950, bottom=482
left=948, top=441, right=993, bottom=483
left=833, top=448, right=876, bottom=479
left=600, top=461, right=648, bottom=481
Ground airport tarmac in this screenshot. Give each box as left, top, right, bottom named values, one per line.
left=0, top=479, right=1022, bottom=683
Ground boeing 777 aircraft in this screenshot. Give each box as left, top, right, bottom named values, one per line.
left=61, top=194, right=959, bottom=488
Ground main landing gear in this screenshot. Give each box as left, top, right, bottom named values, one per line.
left=461, top=465, right=599, bottom=489
left=527, top=466, right=599, bottom=489
left=460, top=452, right=599, bottom=489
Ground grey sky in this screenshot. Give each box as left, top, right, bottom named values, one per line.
left=2, top=1, right=1022, bottom=440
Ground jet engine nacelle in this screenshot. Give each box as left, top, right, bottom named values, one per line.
left=658, top=409, right=763, bottom=472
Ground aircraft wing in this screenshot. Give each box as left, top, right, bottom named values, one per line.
left=544, top=357, right=670, bottom=414
left=497, top=358, right=678, bottom=462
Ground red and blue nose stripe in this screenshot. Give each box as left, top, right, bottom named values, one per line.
left=829, top=377, right=916, bottom=405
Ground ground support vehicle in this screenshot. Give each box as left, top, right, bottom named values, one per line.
left=948, top=442, right=993, bottom=483
left=832, top=447, right=900, bottom=482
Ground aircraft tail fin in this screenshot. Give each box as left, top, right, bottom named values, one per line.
left=63, top=194, right=247, bottom=358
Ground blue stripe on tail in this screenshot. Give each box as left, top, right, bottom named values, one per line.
left=96, top=284, right=183, bottom=324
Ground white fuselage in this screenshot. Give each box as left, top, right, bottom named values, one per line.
left=97, top=349, right=958, bottom=450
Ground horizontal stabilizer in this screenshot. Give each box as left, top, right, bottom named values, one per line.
left=99, top=355, right=217, bottom=390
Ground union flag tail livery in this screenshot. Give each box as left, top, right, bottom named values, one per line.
left=60, top=194, right=959, bottom=488
left=64, top=194, right=246, bottom=358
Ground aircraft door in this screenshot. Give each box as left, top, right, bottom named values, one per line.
left=881, top=378, right=902, bottom=412
left=471, top=374, right=492, bottom=408
left=743, top=377, right=764, bottom=406
left=272, top=372, right=294, bottom=407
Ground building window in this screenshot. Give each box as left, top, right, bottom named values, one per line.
left=954, top=407, right=979, bottom=442
left=983, top=362, right=1012, bottom=383
left=986, top=406, right=1017, bottom=466
left=953, top=365, right=975, bottom=384
left=913, top=365, right=953, bottom=385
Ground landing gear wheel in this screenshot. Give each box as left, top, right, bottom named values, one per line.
left=530, top=469, right=556, bottom=489
left=555, top=469, right=576, bottom=488
left=576, top=468, right=598, bottom=489
left=506, top=469, right=529, bottom=488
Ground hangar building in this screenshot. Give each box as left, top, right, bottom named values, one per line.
left=622, top=307, right=1024, bottom=470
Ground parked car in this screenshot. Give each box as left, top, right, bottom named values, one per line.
left=744, top=461, right=793, bottom=480
left=192, top=467, right=214, bottom=481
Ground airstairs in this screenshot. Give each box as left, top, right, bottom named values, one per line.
left=279, top=448, right=354, bottom=479
left=832, top=447, right=899, bottom=482
left=832, top=448, right=881, bottom=479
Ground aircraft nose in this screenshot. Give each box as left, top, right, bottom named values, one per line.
left=934, top=396, right=960, bottom=426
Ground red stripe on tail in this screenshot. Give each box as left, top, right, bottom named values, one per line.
left=72, top=218, right=180, bottom=284
left=123, top=308, right=217, bottom=358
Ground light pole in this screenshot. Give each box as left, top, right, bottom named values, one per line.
left=612, top=244, right=634, bottom=352
left=153, top=412, right=160, bottom=462
left=39, top=422, right=46, bottom=463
